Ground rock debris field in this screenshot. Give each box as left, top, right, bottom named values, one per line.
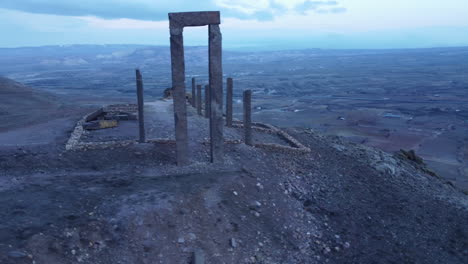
left=0, top=95, right=467, bottom=263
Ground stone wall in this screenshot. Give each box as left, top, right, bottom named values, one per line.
left=66, top=105, right=310, bottom=155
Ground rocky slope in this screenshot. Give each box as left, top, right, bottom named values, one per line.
left=0, top=77, right=60, bottom=132
left=0, top=121, right=466, bottom=263
left=0, top=77, right=467, bottom=263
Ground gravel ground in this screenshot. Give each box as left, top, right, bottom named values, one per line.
left=81, top=100, right=291, bottom=147
left=0, top=99, right=467, bottom=264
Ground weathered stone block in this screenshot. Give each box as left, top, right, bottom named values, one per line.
left=209, top=24, right=224, bottom=163
left=197, top=84, right=202, bottom=116
left=169, top=11, right=220, bottom=28
left=136, top=69, right=146, bottom=143
left=85, top=108, right=104, bottom=122
left=83, top=120, right=118, bottom=130
left=205, top=84, right=210, bottom=118
left=170, top=31, right=189, bottom=165
left=243, top=90, right=253, bottom=146
left=192, top=249, right=205, bottom=264
left=191, top=77, right=196, bottom=107
left=104, top=112, right=137, bottom=121
left=226, top=77, right=233, bottom=127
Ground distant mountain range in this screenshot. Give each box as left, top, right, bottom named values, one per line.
left=2, top=44, right=468, bottom=74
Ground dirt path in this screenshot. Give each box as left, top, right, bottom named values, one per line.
left=145, top=100, right=176, bottom=139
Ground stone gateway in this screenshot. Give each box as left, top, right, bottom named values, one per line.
left=168, top=11, right=224, bottom=165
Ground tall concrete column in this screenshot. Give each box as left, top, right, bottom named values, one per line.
left=209, top=24, right=224, bottom=163
left=196, top=84, right=202, bottom=116
left=136, top=69, right=145, bottom=143
left=204, top=84, right=210, bottom=118
left=169, top=26, right=189, bottom=166
left=226, top=77, right=233, bottom=127
left=243, top=90, right=253, bottom=146
left=191, top=77, right=196, bottom=107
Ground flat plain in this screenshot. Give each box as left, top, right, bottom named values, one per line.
left=1, top=45, right=467, bottom=190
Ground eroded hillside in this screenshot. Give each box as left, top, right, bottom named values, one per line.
left=0, top=87, right=466, bottom=263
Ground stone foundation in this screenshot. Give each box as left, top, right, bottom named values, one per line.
left=66, top=105, right=310, bottom=155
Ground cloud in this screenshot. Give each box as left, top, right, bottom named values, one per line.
left=296, top=1, right=337, bottom=11
left=294, top=1, right=347, bottom=15
left=218, top=0, right=346, bottom=18
left=329, top=7, right=347, bottom=13
left=316, top=7, right=347, bottom=14
left=0, top=0, right=214, bottom=20
left=0, top=0, right=345, bottom=21
left=1, top=4, right=468, bottom=49
left=80, top=17, right=167, bottom=30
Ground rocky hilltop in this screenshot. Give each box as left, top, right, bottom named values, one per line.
left=0, top=78, right=467, bottom=263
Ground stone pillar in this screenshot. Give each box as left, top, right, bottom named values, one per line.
left=169, top=25, right=189, bottom=166
left=168, top=11, right=223, bottom=165
left=209, top=24, right=224, bottom=163
left=197, top=85, right=202, bottom=116
left=191, top=77, right=196, bottom=107
left=204, top=84, right=210, bottom=118
left=243, top=90, right=253, bottom=146
left=135, top=69, right=146, bottom=143
left=226, top=77, right=233, bottom=127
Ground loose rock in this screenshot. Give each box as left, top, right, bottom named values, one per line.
left=8, top=251, right=27, bottom=258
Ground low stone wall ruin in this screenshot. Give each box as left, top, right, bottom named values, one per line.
left=65, top=104, right=139, bottom=151
left=231, top=121, right=311, bottom=154
left=66, top=105, right=310, bottom=155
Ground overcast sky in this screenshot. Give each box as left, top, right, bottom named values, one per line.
left=1, top=0, right=467, bottom=49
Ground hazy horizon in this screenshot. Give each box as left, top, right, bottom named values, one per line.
left=1, top=0, right=467, bottom=50
left=2, top=43, right=468, bottom=53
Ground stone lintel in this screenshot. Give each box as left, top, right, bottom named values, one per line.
left=169, top=11, right=220, bottom=29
